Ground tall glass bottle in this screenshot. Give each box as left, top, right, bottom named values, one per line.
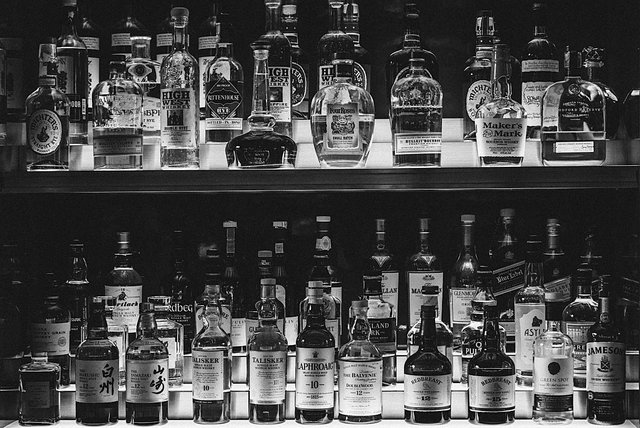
left=197, top=0, right=220, bottom=118
left=0, top=296, right=24, bottom=389
left=342, top=0, right=370, bottom=92
left=77, top=0, right=104, bottom=119
left=75, top=298, right=119, bottom=425
left=0, top=1, right=25, bottom=123
left=299, top=280, right=340, bottom=355
left=222, top=221, right=245, bottom=353
left=257, top=278, right=285, bottom=335
left=406, top=285, right=453, bottom=363
left=96, top=295, right=128, bottom=386
left=58, top=240, right=90, bottom=355
left=160, top=7, right=199, bottom=169
left=582, top=46, right=620, bottom=140
left=31, top=294, right=71, bottom=387
left=18, top=356, right=60, bottom=425
left=273, top=221, right=297, bottom=351
left=110, top=0, right=149, bottom=62
left=147, top=296, right=183, bottom=387
left=623, top=48, right=640, bottom=140
left=316, top=0, right=353, bottom=95
left=196, top=249, right=231, bottom=335
left=543, top=219, right=572, bottom=319
left=363, top=274, right=396, bottom=385
left=309, top=216, right=343, bottom=308
left=366, top=219, right=399, bottom=322
left=282, top=0, right=309, bottom=119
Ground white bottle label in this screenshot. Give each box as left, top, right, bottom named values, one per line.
left=111, top=33, right=131, bottom=47
left=381, top=271, right=399, bottom=321
left=466, top=80, right=491, bottom=120
left=404, top=374, right=451, bottom=411
left=475, top=118, right=527, bottom=158
left=159, top=337, right=177, bottom=369
left=468, top=374, right=515, bottom=411
left=23, top=382, right=52, bottom=408
left=394, top=133, right=442, bottom=155
left=533, top=357, right=573, bottom=412
left=515, top=304, right=545, bottom=372
left=407, top=271, right=444, bottom=326
left=220, top=306, right=232, bottom=336
left=295, top=347, right=335, bottom=409
left=544, top=276, right=572, bottom=302
left=285, top=316, right=299, bottom=348
left=231, top=317, right=246, bottom=349
left=563, top=321, right=593, bottom=376
left=199, top=56, right=216, bottom=110
left=87, top=56, right=100, bottom=110
left=95, top=94, right=143, bottom=128
left=249, top=350, right=287, bottom=404
left=30, top=321, right=70, bottom=355
left=522, top=81, right=554, bottom=127
left=160, top=88, right=198, bottom=148
left=192, top=350, right=226, bottom=401
left=245, top=318, right=260, bottom=341
left=126, top=359, right=169, bottom=403
left=338, top=359, right=382, bottom=416
left=325, top=103, right=361, bottom=153
left=318, top=64, right=334, bottom=90
left=27, top=110, right=63, bottom=155
left=276, top=285, right=286, bottom=310
left=143, top=97, right=162, bottom=132
left=105, top=284, right=142, bottom=332
left=198, top=36, right=218, bottom=51
left=156, top=33, right=173, bottom=47
left=586, top=342, right=626, bottom=393
left=107, top=333, right=126, bottom=373
left=449, top=288, right=475, bottom=324
left=268, top=66, right=292, bottom=123
left=76, top=359, right=119, bottom=403
left=554, top=141, right=594, bottom=153
left=521, top=59, right=559, bottom=73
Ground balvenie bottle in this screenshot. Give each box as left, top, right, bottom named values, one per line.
left=363, top=274, right=397, bottom=385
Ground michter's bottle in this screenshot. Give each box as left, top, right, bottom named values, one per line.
left=126, top=303, right=169, bottom=425
left=282, top=0, right=309, bottom=119
left=363, top=274, right=397, bottom=385
left=404, top=304, right=452, bottom=424
left=586, top=276, right=626, bottom=425
left=367, top=219, right=399, bottom=322
left=31, top=293, right=71, bottom=386
left=316, top=0, right=354, bottom=95
left=59, top=240, right=90, bottom=355
left=295, top=285, right=335, bottom=423
left=342, top=0, right=371, bottom=92
left=75, top=298, right=119, bottom=425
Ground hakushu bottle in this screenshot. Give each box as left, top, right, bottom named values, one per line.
left=31, top=293, right=71, bottom=386
left=467, top=305, right=515, bottom=424
left=316, top=0, right=353, bottom=95
left=59, top=240, right=90, bottom=355
left=75, top=297, right=119, bottom=425
left=77, top=0, right=103, bottom=119
left=363, top=274, right=397, bottom=385
left=110, top=0, right=149, bottom=62
left=367, top=219, right=399, bottom=322
left=342, top=0, right=371, bottom=92
left=300, top=281, right=340, bottom=353
left=197, top=1, right=220, bottom=118
left=295, top=285, right=335, bottom=424
left=147, top=296, right=184, bottom=387
left=586, top=276, right=626, bottom=425
left=404, top=304, right=452, bottom=424
left=192, top=301, right=232, bottom=424
left=18, top=356, right=61, bottom=425
left=543, top=219, right=572, bottom=319
left=160, top=7, right=199, bottom=169
left=126, top=303, right=169, bottom=425
left=282, top=0, right=309, bottom=119
left=95, top=295, right=128, bottom=386
left=406, top=285, right=453, bottom=364
left=338, top=300, right=382, bottom=423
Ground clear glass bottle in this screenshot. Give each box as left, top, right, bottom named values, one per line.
left=623, top=48, right=640, bottom=140
left=77, top=0, right=104, bottom=120
left=309, top=216, right=343, bottom=307
left=406, top=285, right=453, bottom=364
left=299, top=280, right=340, bottom=353
left=196, top=0, right=220, bottom=117
left=58, top=240, right=90, bottom=355
left=196, top=249, right=231, bottom=336
left=192, top=301, right=232, bottom=424
left=95, top=295, right=128, bottom=386
left=541, top=48, right=606, bottom=165
left=316, top=0, right=354, bottom=94
left=311, top=58, right=375, bottom=168
left=31, top=294, right=71, bottom=387
left=475, top=43, right=527, bottom=167
left=160, top=7, right=199, bottom=169
left=110, top=0, right=149, bottom=62
left=363, top=274, right=396, bottom=385
left=366, top=219, right=399, bottom=323
left=543, top=219, right=572, bottom=320
left=256, top=278, right=286, bottom=335
left=147, top=296, right=184, bottom=387
left=342, top=0, right=371, bottom=92
left=282, top=0, right=310, bottom=119
left=0, top=296, right=24, bottom=389
left=26, top=43, right=70, bottom=171
left=582, top=46, right=620, bottom=140
left=226, top=39, right=297, bottom=168
left=18, top=356, right=60, bottom=425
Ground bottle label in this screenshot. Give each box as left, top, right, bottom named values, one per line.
left=126, top=359, right=169, bottom=403
left=404, top=374, right=452, bottom=411
left=80, top=36, right=100, bottom=52
left=466, top=80, right=491, bottom=120
left=324, top=103, right=361, bottom=153
left=245, top=317, right=260, bottom=341
left=220, top=306, right=232, bottom=335
left=522, top=81, right=554, bottom=127
left=449, top=288, right=476, bottom=324
left=249, top=350, right=287, bottom=404
left=276, top=285, right=286, bottom=310
left=268, top=66, right=292, bottom=123
left=515, top=304, right=545, bottom=371
left=368, top=317, right=396, bottom=345
left=27, top=110, right=63, bottom=155
left=205, top=74, right=243, bottom=132
left=468, top=374, right=515, bottom=411
left=295, top=347, right=335, bottom=409
left=533, top=357, right=573, bottom=412
left=23, top=381, right=52, bottom=409
left=338, top=359, right=382, bottom=416
left=285, top=316, right=298, bottom=347
left=318, top=64, right=334, bottom=90
left=192, top=350, right=226, bottom=401
left=407, top=271, right=444, bottom=326
left=160, top=88, right=197, bottom=147
left=544, top=276, right=572, bottom=302
left=87, top=56, right=100, bottom=110
left=156, top=33, right=173, bottom=47
left=586, top=342, right=626, bottom=393
left=198, top=36, right=218, bottom=51
left=563, top=321, right=593, bottom=378
left=394, top=133, right=442, bottom=155
left=381, top=271, right=399, bottom=320
left=353, top=61, right=369, bottom=91
left=159, top=337, right=177, bottom=369
left=104, top=284, right=143, bottom=332
left=76, top=359, right=119, bottom=403
left=93, top=133, right=143, bottom=156
left=231, top=317, right=246, bottom=349
left=95, top=94, right=143, bottom=128
left=111, top=33, right=131, bottom=47
left=195, top=304, right=206, bottom=334
left=554, top=141, right=594, bottom=153
left=558, top=100, right=602, bottom=129
left=475, top=118, right=527, bottom=158
left=199, top=55, right=216, bottom=110
left=521, top=59, right=559, bottom=73
left=30, top=321, right=70, bottom=355
left=291, top=61, right=307, bottom=107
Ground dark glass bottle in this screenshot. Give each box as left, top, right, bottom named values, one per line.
left=18, top=356, right=60, bottom=425
left=0, top=296, right=24, bottom=389
left=282, top=0, right=310, bottom=119
left=316, top=0, right=354, bottom=96
left=197, top=0, right=220, bottom=118
left=75, top=298, right=119, bottom=425
left=543, top=219, right=571, bottom=319
left=77, top=0, right=105, bottom=120
left=110, top=0, right=150, bottom=62
left=623, top=48, right=640, bottom=140
left=582, top=47, right=620, bottom=140
left=273, top=221, right=297, bottom=351
left=164, top=231, right=194, bottom=354
left=406, top=285, right=453, bottom=364
left=404, top=304, right=451, bottom=424
left=31, top=293, right=71, bottom=387
left=467, top=305, right=515, bottom=424
left=59, top=240, right=90, bottom=355
left=0, top=0, right=26, bottom=122
left=221, top=221, right=245, bottom=353
left=342, top=0, right=370, bottom=92
left=580, top=228, right=605, bottom=298
left=367, top=219, right=399, bottom=328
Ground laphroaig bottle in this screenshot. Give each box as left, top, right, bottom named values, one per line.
left=363, top=274, right=396, bottom=385
left=59, top=240, right=90, bottom=355
left=31, top=293, right=71, bottom=386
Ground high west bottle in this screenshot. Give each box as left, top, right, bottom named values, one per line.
left=110, top=0, right=149, bottom=62
left=147, top=296, right=184, bottom=387
left=75, top=297, right=119, bottom=425
left=406, top=285, right=453, bottom=364
left=316, top=0, right=353, bottom=96
left=222, top=221, right=246, bottom=353
left=363, top=274, right=396, bottom=385
left=31, top=292, right=71, bottom=386
left=582, top=47, right=620, bottom=140
left=366, top=219, right=399, bottom=323
left=59, top=240, right=90, bottom=355
left=543, top=219, right=572, bottom=319
left=282, top=0, right=310, bottom=119
left=77, top=0, right=104, bottom=120
left=273, top=221, right=298, bottom=351
left=197, top=0, right=220, bottom=118
left=342, top=0, right=371, bottom=92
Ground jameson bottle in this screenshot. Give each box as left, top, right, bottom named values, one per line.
left=59, top=240, right=90, bottom=354
left=75, top=298, right=119, bottom=425
left=282, top=0, right=310, bottom=119
left=31, top=293, right=71, bottom=386
left=404, top=305, right=452, bottom=424
left=363, top=274, right=396, bottom=385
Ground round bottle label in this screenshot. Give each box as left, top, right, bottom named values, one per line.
left=466, top=80, right=491, bottom=120
left=291, top=62, right=307, bottom=107
left=28, top=110, right=63, bottom=155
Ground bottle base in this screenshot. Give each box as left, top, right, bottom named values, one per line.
left=249, top=403, right=285, bottom=424
left=479, top=157, right=523, bottom=167
left=468, top=410, right=515, bottom=425
left=405, top=409, right=451, bottom=424
left=295, top=408, right=334, bottom=424
left=338, top=414, right=382, bottom=424
left=533, top=414, right=574, bottom=425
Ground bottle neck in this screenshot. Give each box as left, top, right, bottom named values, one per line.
left=172, top=20, right=189, bottom=51
left=282, top=6, right=299, bottom=46
left=137, top=313, right=158, bottom=338
left=248, top=49, right=276, bottom=130
left=114, top=252, right=133, bottom=268
left=598, top=296, right=611, bottom=324
left=576, top=283, right=592, bottom=298
left=403, top=15, right=421, bottom=48
left=545, top=319, right=561, bottom=332
left=482, top=316, right=501, bottom=351
left=131, top=39, right=152, bottom=59
left=491, top=58, right=512, bottom=99
left=419, top=231, right=432, bottom=253
left=375, top=231, right=386, bottom=250
left=87, top=310, right=109, bottom=340
left=419, top=311, right=437, bottom=351
left=461, top=224, right=475, bottom=250
left=306, top=301, right=326, bottom=327
left=534, top=24, right=547, bottom=38
left=204, top=306, right=221, bottom=330
left=584, top=63, right=606, bottom=83
left=217, top=43, right=234, bottom=58
left=329, top=2, right=343, bottom=33
left=61, top=5, right=79, bottom=37
left=525, top=259, right=544, bottom=288
left=265, top=3, right=282, bottom=33
left=68, top=255, right=88, bottom=282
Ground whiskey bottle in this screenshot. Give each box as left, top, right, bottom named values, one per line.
left=282, top=0, right=310, bottom=119
left=404, top=304, right=452, bottom=424
left=154, top=2, right=174, bottom=64
left=475, top=43, right=527, bottom=166
left=467, top=305, right=515, bottom=424
left=295, top=285, right=335, bottom=424
left=222, top=221, right=246, bottom=353
left=309, top=216, right=343, bottom=306
left=342, top=0, right=371, bottom=92
left=316, top=0, right=353, bottom=95
left=96, top=295, right=128, bottom=386
left=582, top=47, right=621, bottom=140
left=126, top=303, right=169, bottom=425
left=257, top=278, right=286, bottom=335
left=580, top=229, right=606, bottom=296
left=514, top=236, right=546, bottom=386
left=59, top=240, right=90, bottom=355
left=196, top=249, right=231, bottom=335
left=586, top=276, right=626, bottom=425
left=0, top=296, right=24, bottom=389
left=226, top=39, right=297, bottom=168
left=192, top=301, right=232, bottom=424
left=363, top=274, right=397, bottom=385
left=366, top=219, right=399, bottom=322
left=77, top=0, right=104, bottom=119
left=75, top=297, right=119, bottom=425
left=31, top=294, right=71, bottom=386
left=110, top=0, right=149, bottom=62
left=0, top=2, right=26, bottom=122
left=273, top=221, right=298, bottom=351
left=248, top=278, right=288, bottom=423
left=0, top=43, right=8, bottom=144
left=338, top=300, right=382, bottom=423
left=147, top=296, right=184, bottom=387
left=406, top=285, right=453, bottom=363
left=300, top=280, right=340, bottom=354
left=623, top=48, right=640, bottom=140
left=543, top=219, right=572, bottom=319
left=18, top=356, right=60, bottom=425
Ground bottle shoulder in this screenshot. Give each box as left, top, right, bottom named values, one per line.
left=104, top=267, right=143, bottom=286
left=298, top=326, right=335, bottom=348
left=477, top=97, right=526, bottom=119
left=76, top=339, right=120, bottom=359
left=522, top=37, right=558, bottom=60
left=127, top=337, right=169, bottom=356
left=468, top=350, right=515, bottom=370
left=192, top=330, right=231, bottom=349
left=562, top=299, right=599, bottom=321
left=405, top=349, right=451, bottom=373
left=338, top=339, right=382, bottom=359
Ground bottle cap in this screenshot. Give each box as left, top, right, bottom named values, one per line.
left=475, top=10, right=495, bottom=37
left=526, top=235, right=544, bottom=261
left=351, top=299, right=368, bottom=309
left=307, top=287, right=323, bottom=299
left=273, top=221, right=288, bottom=228
left=282, top=4, right=297, bottom=16
left=375, top=219, right=386, bottom=232
left=171, top=7, right=189, bottom=19
left=250, top=39, right=271, bottom=54
left=461, top=214, right=475, bottom=223
left=500, top=208, right=515, bottom=217
left=547, top=218, right=560, bottom=226
left=62, top=0, right=77, bottom=7
left=140, top=302, right=154, bottom=313
left=419, top=217, right=431, bottom=231
left=316, top=216, right=331, bottom=223
left=223, top=221, right=237, bottom=228
left=117, top=232, right=131, bottom=250
left=582, top=46, right=605, bottom=67
left=307, top=280, right=324, bottom=289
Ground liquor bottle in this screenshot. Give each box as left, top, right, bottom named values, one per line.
left=386, top=2, right=439, bottom=101
left=299, top=280, right=340, bottom=353
left=160, top=7, right=199, bottom=169
left=586, top=276, right=626, bottom=425
left=532, top=316, right=574, bottom=424
left=96, top=295, right=128, bottom=386
left=0, top=296, right=24, bottom=389
left=282, top=0, right=309, bottom=119
left=406, top=285, right=452, bottom=363
left=25, top=43, right=70, bottom=171
left=226, top=39, right=297, bottom=168
left=192, top=301, right=232, bottom=424
left=342, top=0, right=370, bottom=92
left=257, top=278, right=286, bottom=335
left=541, top=48, right=606, bottom=165
left=406, top=218, right=443, bottom=329
left=366, top=219, right=399, bottom=322
left=92, top=61, right=144, bottom=170
left=58, top=240, right=90, bottom=354
left=125, top=303, right=169, bottom=425
left=582, top=46, right=620, bottom=140
left=338, top=300, right=382, bottom=423
left=110, top=0, right=149, bottom=62
left=449, top=214, right=479, bottom=347
left=363, top=274, right=396, bottom=385
left=147, top=296, right=184, bottom=387
left=0, top=243, right=31, bottom=337
left=31, top=293, right=71, bottom=387
left=260, top=0, right=293, bottom=137
left=196, top=249, right=231, bottom=335
left=309, top=216, right=343, bottom=305
left=197, top=1, right=220, bottom=118
left=623, top=48, right=640, bottom=140
left=0, top=1, right=25, bottom=122
left=463, top=10, right=494, bottom=140
left=18, top=356, right=61, bottom=425
left=521, top=2, right=559, bottom=139
left=311, top=57, right=375, bottom=168
left=514, top=236, right=546, bottom=386
left=75, top=297, right=119, bottom=425
left=295, top=285, right=335, bottom=424
left=467, top=305, right=515, bottom=424
left=155, top=2, right=175, bottom=63
left=273, top=221, right=298, bottom=351
left=77, top=0, right=103, bottom=120
left=475, top=43, right=527, bottom=167
left=0, top=43, right=6, bottom=143
left=247, top=277, right=288, bottom=424
left=222, top=221, right=246, bottom=353
left=316, top=0, right=353, bottom=95
left=543, top=219, right=572, bottom=319
left=390, top=58, right=443, bottom=167
left=404, top=304, right=452, bottom=424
